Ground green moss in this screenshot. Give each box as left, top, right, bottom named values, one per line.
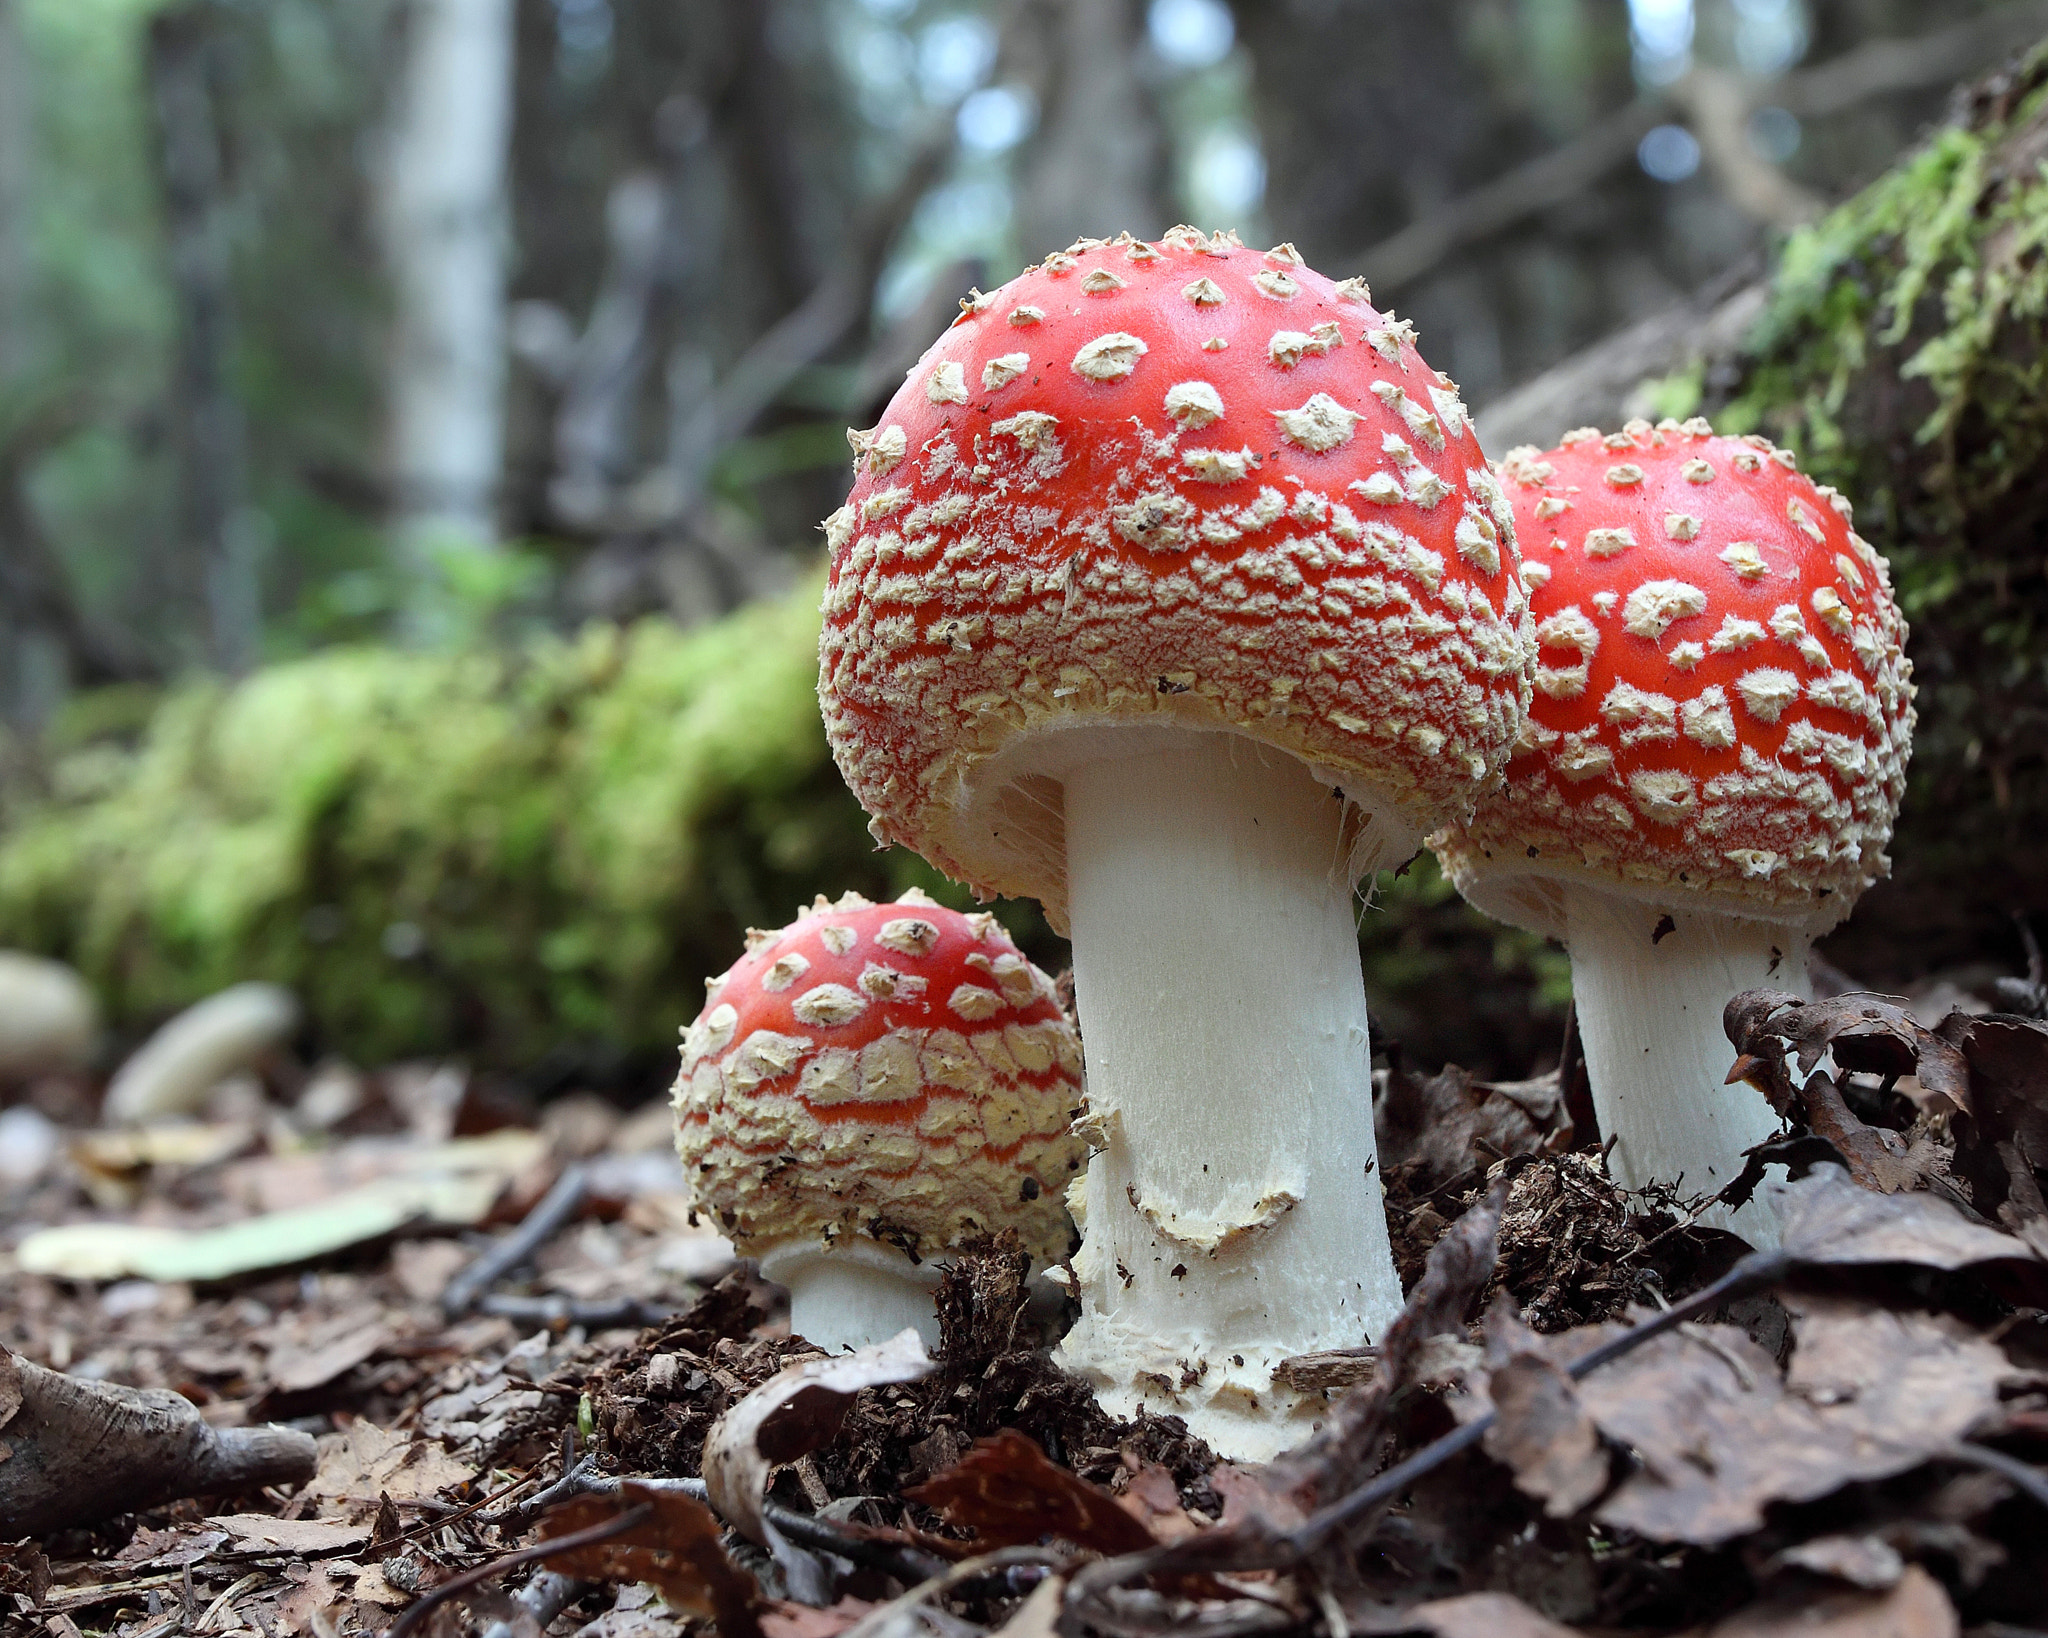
left=0, top=578, right=890, bottom=1066
left=0, top=575, right=1569, bottom=1077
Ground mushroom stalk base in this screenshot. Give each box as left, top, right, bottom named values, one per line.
left=757, top=1238, right=943, bottom=1353
left=1563, top=888, right=1805, bottom=1245
left=1054, top=734, right=1405, bottom=1462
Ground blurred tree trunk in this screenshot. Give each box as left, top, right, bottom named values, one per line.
left=381, top=0, right=515, bottom=598
left=147, top=3, right=259, bottom=676
left=0, top=0, right=46, bottom=724
left=1013, top=0, right=1166, bottom=257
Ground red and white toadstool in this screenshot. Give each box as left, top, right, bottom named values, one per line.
left=1433, top=419, right=1914, bottom=1236
left=673, top=889, right=1087, bottom=1350
left=817, top=228, right=1534, bottom=1455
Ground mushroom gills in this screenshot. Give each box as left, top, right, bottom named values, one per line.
left=1562, top=889, right=1802, bottom=1246
left=1053, top=730, right=1409, bottom=1461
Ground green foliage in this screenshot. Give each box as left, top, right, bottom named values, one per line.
left=0, top=578, right=897, bottom=1066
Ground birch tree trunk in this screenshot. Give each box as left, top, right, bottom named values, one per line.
left=381, top=0, right=516, bottom=601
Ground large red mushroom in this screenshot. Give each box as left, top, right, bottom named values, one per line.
left=818, top=228, right=1534, bottom=1455
left=1434, top=419, right=1914, bottom=1237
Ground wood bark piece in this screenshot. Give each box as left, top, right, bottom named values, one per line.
left=0, top=1347, right=317, bottom=1538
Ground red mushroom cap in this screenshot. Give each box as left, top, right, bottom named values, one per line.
left=672, top=890, right=1086, bottom=1266
left=819, top=228, right=1533, bottom=928
left=1433, top=418, right=1914, bottom=935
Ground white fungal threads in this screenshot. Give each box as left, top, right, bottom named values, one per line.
left=1082, top=268, right=1126, bottom=294
left=1682, top=458, right=1715, bottom=483
left=1605, top=463, right=1645, bottom=487
left=1268, top=326, right=1340, bottom=367
left=1072, top=332, right=1149, bottom=381
left=1253, top=269, right=1300, bottom=299
left=1182, top=277, right=1227, bottom=307
left=1272, top=393, right=1361, bottom=453
left=1735, top=667, right=1801, bottom=723
left=761, top=952, right=811, bottom=993
left=1332, top=276, right=1371, bottom=302
left=1622, top=580, right=1708, bottom=641
left=1008, top=306, right=1044, bottom=326
left=981, top=353, right=1031, bottom=390
left=1353, top=473, right=1403, bottom=506
left=1163, top=381, right=1225, bottom=429
left=927, top=362, right=970, bottom=405
left=818, top=925, right=858, bottom=956
left=1584, top=526, right=1635, bottom=559
left=1664, top=513, right=1702, bottom=541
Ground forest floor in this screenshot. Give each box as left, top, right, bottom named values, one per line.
left=3, top=968, right=2047, bottom=1638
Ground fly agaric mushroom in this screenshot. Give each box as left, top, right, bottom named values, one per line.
left=673, top=889, right=1086, bottom=1350
left=818, top=228, right=1534, bottom=1456
left=1433, top=419, right=1913, bottom=1237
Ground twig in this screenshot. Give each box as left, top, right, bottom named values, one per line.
left=1066, top=1246, right=1799, bottom=1608
left=479, top=1570, right=590, bottom=1638
left=839, top=1546, right=1070, bottom=1638
left=478, top=1293, right=676, bottom=1329
left=1342, top=2, right=2048, bottom=293
left=1944, top=1442, right=2048, bottom=1511
left=443, top=1165, right=591, bottom=1318
left=381, top=1501, right=653, bottom=1638
left=494, top=1462, right=949, bottom=1585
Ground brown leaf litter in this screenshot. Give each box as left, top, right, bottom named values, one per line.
left=2, top=969, right=2047, bottom=1637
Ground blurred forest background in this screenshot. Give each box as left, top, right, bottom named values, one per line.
left=0, top=0, right=2043, bottom=1091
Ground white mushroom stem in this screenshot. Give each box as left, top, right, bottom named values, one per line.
left=757, top=1238, right=943, bottom=1353
left=1053, top=732, right=1408, bottom=1461
left=1561, top=888, right=1805, bottom=1245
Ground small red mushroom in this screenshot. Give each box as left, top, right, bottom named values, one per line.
left=673, top=889, right=1085, bottom=1350
left=817, top=229, right=1535, bottom=1455
left=1434, top=418, right=1914, bottom=1236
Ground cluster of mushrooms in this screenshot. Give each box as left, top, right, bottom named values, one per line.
left=671, top=228, right=1915, bottom=1461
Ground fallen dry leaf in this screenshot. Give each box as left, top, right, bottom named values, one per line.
left=1480, top=1303, right=1607, bottom=1519
left=1770, top=1532, right=1906, bottom=1590
left=1727, top=991, right=1970, bottom=1109
left=1377, top=1061, right=1568, bottom=1194
left=906, top=1429, right=1157, bottom=1556
left=1766, top=1164, right=2042, bottom=1269
left=1940, top=1014, right=2048, bottom=1252
left=702, top=1329, right=933, bottom=1548
left=1401, top=1590, right=1588, bottom=1637
left=1558, top=1293, right=2020, bottom=1544
left=205, top=1514, right=370, bottom=1554
left=539, top=1482, right=763, bottom=1638
left=1701, top=1563, right=1958, bottom=1637
left=302, top=1418, right=473, bottom=1517
left=759, top=1595, right=878, bottom=1638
